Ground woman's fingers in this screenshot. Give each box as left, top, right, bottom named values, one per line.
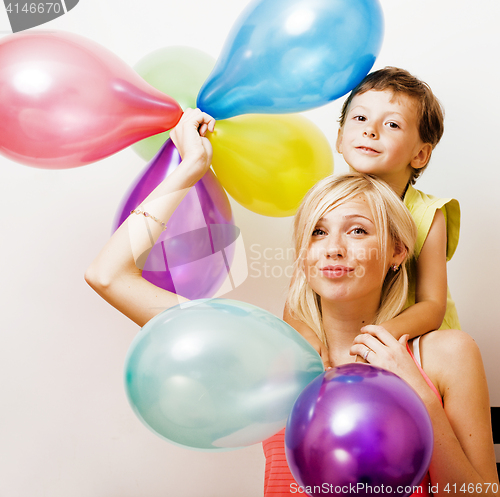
left=353, top=332, right=386, bottom=353
left=202, top=112, right=216, bottom=133
left=350, top=327, right=423, bottom=390
left=359, top=324, right=398, bottom=345
left=350, top=342, right=374, bottom=363
left=169, top=108, right=216, bottom=172
left=172, top=108, right=215, bottom=138
left=351, top=332, right=387, bottom=362
left=350, top=328, right=433, bottom=401
left=182, top=108, right=215, bottom=131
left=198, top=117, right=215, bottom=136
left=350, top=325, right=410, bottom=367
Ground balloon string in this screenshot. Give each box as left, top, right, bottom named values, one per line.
left=160, top=241, right=169, bottom=275
left=220, top=248, right=234, bottom=290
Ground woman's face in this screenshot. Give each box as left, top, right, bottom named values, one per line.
left=304, top=195, right=391, bottom=306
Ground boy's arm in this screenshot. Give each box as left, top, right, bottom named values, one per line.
left=380, top=208, right=448, bottom=339
left=283, top=306, right=332, bottom=368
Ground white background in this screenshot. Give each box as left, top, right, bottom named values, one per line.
left=0, top=1, right=499, bottom=496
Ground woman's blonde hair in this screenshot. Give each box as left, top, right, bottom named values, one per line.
left=286, top=173, right=417, bottom=345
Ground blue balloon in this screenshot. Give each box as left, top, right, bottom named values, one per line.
left=197, top=0, right=384, bottom=120
left=124, top=299, right=324, bottom=451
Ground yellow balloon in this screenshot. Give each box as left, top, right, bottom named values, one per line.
left=207, top=114, right=334, bottom=217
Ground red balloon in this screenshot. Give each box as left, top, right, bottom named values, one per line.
left=0, top=31, right=183, bottom=169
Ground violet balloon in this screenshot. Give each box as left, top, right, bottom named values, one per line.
left=0, top=31, right=182, bottom=169
left=285, top=364, right=433, bottom=496
left=113, top=139, right=238, bottom=300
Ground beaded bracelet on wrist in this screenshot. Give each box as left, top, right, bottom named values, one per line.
left=130, top=209, right=167, bottom=231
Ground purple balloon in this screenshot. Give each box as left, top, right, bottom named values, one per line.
left=113, top=139, right=238, bottom=300
left=285, top=364, right=433, bottom=496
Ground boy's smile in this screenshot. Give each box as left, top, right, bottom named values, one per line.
left=337, top=90, right=431, bottom=195
left=355, top=145, right=381, bottom=155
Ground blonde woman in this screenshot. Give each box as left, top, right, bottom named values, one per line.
left=86, top=110, right=498, bottom=497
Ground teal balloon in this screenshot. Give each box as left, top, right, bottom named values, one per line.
left=197, top=0, right=384, bottom=120
left=124, top=299, right=324, bottom=451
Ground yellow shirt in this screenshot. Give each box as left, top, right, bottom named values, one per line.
left=403, top=185, right=461, bottom=330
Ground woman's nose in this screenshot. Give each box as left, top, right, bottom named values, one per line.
left=325, top=238, right=346, bottom=258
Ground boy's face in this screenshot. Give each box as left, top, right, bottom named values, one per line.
left=336, top=90, right=431, bottom=185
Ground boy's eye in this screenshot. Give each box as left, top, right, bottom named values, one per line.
left=354, top=115, right=366, bottom=122
left=387, top=121, right=400, bottom=129
left=312, top=228, right=326, bottom=236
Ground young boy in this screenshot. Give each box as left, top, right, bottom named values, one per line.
left=285, top=67, right=460, bottom=366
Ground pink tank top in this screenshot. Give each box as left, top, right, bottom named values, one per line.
left=262, top=338, right=442, bottom=496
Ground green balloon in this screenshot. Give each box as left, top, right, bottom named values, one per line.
left=132, top=46, right=215, bottom=161
left=124, top=299, right=324, bottom=451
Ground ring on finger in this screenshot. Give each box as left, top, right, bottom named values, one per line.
left=362, top=348, right=371, bottom=361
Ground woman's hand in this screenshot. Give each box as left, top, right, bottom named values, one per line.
left=353, top=328, right=500, bottom=494
left=170, top=108, right=215, bottom=184
left=350, top=325, right=431, bottom=398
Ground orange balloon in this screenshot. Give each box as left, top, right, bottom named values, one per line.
left=208, top=114, right=334, bottom=217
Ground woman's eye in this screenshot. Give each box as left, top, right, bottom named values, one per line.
left=312, top=228, right=326, bottom=236
left=350, top=227, right=367, bottom=235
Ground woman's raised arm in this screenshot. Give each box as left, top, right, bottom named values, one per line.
left=84, top=109, right=215, bottom=327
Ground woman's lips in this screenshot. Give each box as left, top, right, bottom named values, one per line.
left=320, top=265, right=354, bottom=278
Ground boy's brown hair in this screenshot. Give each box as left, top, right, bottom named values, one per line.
left=338, top=67, right=444, bottom=185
